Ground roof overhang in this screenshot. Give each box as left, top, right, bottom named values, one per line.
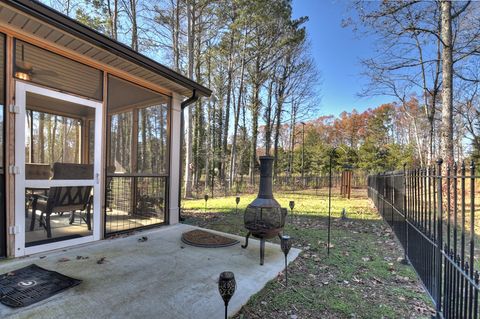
left=0, top=0, right=212, bottom=98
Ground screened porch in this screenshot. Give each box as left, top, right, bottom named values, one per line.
left=19, top=40, right=170, bottom=247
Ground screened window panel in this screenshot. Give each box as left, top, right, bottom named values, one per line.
left=106, top=75, right=170, bottom=235
left=26, top=110, right=83, bottom=165
left=108, top=112, right=133, bottom=174
left=137, top=104, right=168, bottom=175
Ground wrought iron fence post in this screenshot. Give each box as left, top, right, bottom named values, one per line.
left=327, top=149, right=333, bottom=256
left=403, top=163, right=409, bottom=264
left=435, top=159, right=443, bottom=318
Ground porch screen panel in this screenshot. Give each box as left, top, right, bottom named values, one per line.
left=23, top=92, right=95, bottom=247
left=137, top=105, right=168, bottom=175
left=26, top=111, right=82, bottom=164
left=0, top=34, right=5, bottom=257
left=106, top=76, right=169, bottom=235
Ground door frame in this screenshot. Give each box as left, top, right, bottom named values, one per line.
left=14, top=81, right=103, bottom=257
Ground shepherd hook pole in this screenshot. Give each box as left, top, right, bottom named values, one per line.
left=328, top=149, right=333, bottom=256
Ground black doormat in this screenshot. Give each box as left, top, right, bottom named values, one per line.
left=181, top=229, right=239, bottom=248
left=0, top=264, right=81, bottom=308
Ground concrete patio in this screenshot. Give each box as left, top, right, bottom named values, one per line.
left=0, top=224, right=300, bottom=319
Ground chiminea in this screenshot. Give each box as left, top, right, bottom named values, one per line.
left=241, top=156, right=287, bottom=265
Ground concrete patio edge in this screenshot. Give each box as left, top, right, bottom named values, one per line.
left=0, top=224, right=301, bottom=319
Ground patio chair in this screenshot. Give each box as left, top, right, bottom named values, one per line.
left=25, top=164, right=52, bottom=217
left=25, top=163, right=52, bottom=180
left=30, top=163, right=94, bottom=238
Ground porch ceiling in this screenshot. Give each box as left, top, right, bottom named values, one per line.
left=0, top=1, right=212, bottom=98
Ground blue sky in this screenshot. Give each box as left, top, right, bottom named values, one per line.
left=292, top=0, right=395, bottom=117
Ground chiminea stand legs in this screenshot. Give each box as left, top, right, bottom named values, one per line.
left=242, top=232, right=283, bottom=266
left=242, top=232, right=265, bottom=265
left=241, top=232, right=251, bottom=249
left=259, top=239, right=265, bottom=265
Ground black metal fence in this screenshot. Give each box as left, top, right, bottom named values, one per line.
left=190, top=171, right=368, bottom=198
left=368, top=161, right=479, bottom=318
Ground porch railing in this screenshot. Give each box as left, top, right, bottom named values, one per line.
left=105, top=175, right=167, bottom=235
left=368, top=161, right=480, bottom=319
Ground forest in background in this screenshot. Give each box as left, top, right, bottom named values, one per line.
left=40, top=0, right=480, bottom=195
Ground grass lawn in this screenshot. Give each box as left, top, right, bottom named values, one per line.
left=182, top=188, right=434, bottom=319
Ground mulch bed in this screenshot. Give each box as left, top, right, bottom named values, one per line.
left=181, top=229, right=239, bottom=248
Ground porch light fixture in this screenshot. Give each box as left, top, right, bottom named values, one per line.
left=280, top=235, right=292, bottom=287
left=15, top=71, right=31, bottom=81
left=218, top=271, right=236, bottom=319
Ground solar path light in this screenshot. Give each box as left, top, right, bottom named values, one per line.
left=280, top=235, right=292, bottom=287
left=289, top=200, right=295, bottom=224
left=204, top=194, right=209, bottom=213
left=218, top=271, right=236, bottom=319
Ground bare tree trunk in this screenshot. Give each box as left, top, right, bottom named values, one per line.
left=184, top=0, right=195, bottom=198
left=39, top=113, right=45, bottom=163
left=249, top=83, right=260, bottom=185
left=74, top=122, right=79, bottom=163
left=141, top=110, right=147, bottom=171
left=62, top=117, right=68, bottom=162
left=193, top=20, right=203, bottom=190
left=173, top=0, right=181, bottom=71
left=440, top=0, right=454, bottom=166
left=273, top=60, right=289, bottom=178
left=129, top=0, right=139, bottom=51
left=222, top=30, right=235, bottom=187
left=228, top=29, right=247, bottom=190
left=107, top=0, right=118, bottom=40
left=289, top=103, right=296, bottom=177
left=264, top=80, right=274, bottom=155
left=413, top=30, right=438, bottom=165
left=205, top=102, right=211, bottom=191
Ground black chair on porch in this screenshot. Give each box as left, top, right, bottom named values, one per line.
left=30, top=163, right=94, bottom=238
left=25, top=163, right=52, bottom=218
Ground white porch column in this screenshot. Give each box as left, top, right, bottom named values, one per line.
left=169, top=93, right=182, bottom=224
